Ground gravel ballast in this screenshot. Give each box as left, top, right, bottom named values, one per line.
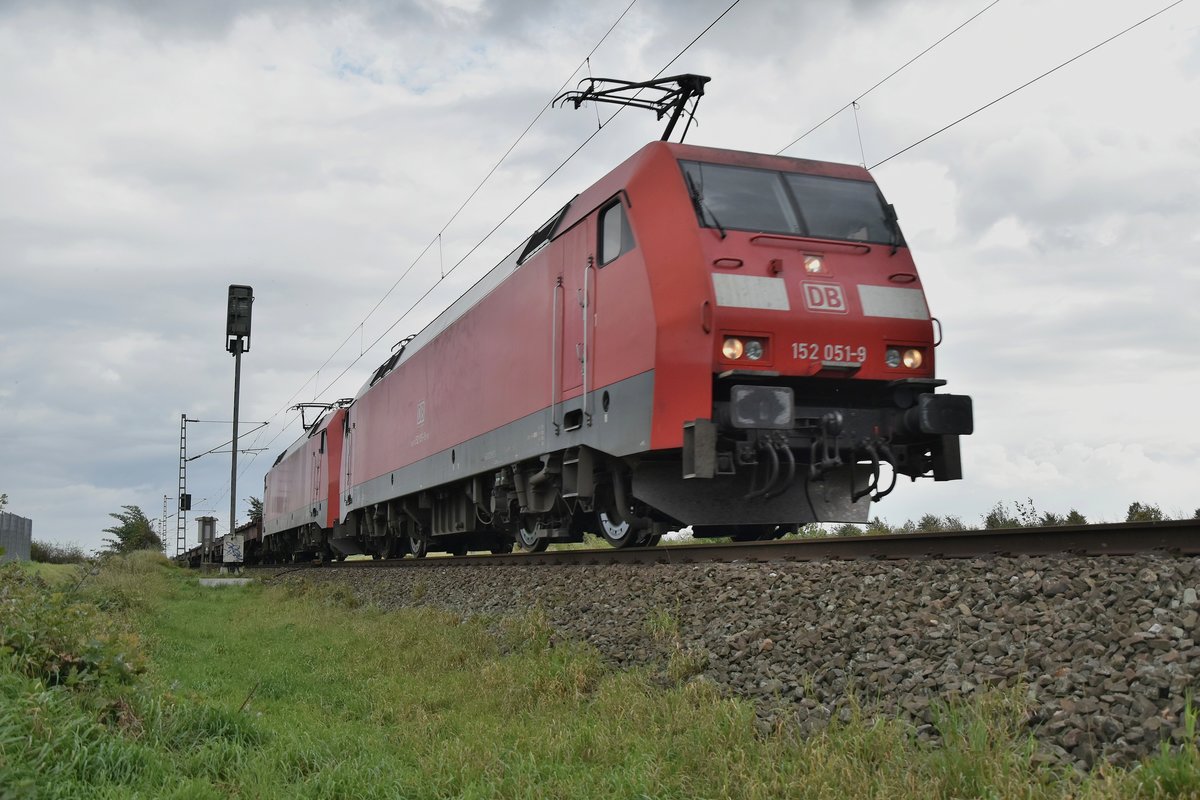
left=269, top=554, right=1199, bottom=770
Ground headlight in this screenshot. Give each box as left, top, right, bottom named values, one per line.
left=744, top=339, right=764, bottom=361
left=722, top=337, right=744, bottom=359
left=886, top=347, right=924, bottom=369
left=804, top=255, right=824, bottom=274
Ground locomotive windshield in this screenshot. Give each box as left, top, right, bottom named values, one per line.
left=680, top=160, right=903, bottom=246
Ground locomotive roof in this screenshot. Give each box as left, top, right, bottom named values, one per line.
left=554, top=141, right=875, bottom=235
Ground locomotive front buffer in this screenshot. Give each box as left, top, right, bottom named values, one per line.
left=636, top=379, right=975, bottom=531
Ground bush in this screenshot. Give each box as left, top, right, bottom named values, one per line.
left=865, top=517, right=892, bottom=535
left=983, top=499, right=1039, bottom=529
left=30, top=539, right=90, bottom=564
left=1126, top=501, right=1165, bottom=522
left=0, top=563, right=146, bottom=690
left=981, top=499, right=1086, bottom=529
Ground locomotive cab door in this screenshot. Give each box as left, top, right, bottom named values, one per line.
left=312, top=429, right=325, bottom=508
left=556, top=220, right=595, bottom=430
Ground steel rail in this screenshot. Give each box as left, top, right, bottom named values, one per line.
left=250, top=519, right=1200, bottom=573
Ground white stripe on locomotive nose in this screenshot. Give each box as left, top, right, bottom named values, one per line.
left=711, top=274, right=791, bottom=311
left=857, top=285, right=930, bottom=320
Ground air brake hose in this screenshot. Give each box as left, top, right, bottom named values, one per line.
left=871, top=442, right=899, bottom=502
left=763, top=441, right=796, bottom=501
left=852, top=443, right=881, bottom=503
left=744, top=441, right=780, bottom=500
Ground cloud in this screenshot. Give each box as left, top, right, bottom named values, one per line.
left=0, top=0, right=437, bottom=41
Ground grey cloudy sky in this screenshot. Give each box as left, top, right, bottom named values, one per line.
left=1, top=0, right=1197, bottom=553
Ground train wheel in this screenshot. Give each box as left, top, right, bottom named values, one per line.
left=516, top=519, right=548, bottom=553
left=408, top=530, right=428, bottom=559
left=381, top=537, right=403, bottom=559
left=597, top=511, right=640, bottom=549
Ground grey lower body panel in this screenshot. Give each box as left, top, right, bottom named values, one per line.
left=348, top=370, right=655, bottom=514
left=264, top=500, right=326, bottom=538
left=632, top=460, right=871, bottom=525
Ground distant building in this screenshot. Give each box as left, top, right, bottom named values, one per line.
left=0, top=511, right=32, bottom=563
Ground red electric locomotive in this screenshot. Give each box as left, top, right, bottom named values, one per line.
left=260, top=76, right=972, bottom=561
left=262, top=403, right=349, bottom=558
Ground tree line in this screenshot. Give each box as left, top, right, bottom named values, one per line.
left=10, top=496, right=264, bottom=563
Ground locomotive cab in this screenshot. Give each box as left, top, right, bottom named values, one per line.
left=619, top=143, right=974, bottom=535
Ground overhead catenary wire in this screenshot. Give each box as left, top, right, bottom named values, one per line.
left=266, top=0, right=743, bottom=416
left=870, top=0, right=1185, bottom=169
left=776, top=0, right=1003, bottom=156
left=306, top=0, right=746, bottom=402
left=229, top=1, right=643, bottom=477
left=651, top=0, right=742, bottom=80
left=309, top=127, right=607, bottom=400
left=278, top=0, right=642, bottom=417
left=185, top=422, right=269, bottom=462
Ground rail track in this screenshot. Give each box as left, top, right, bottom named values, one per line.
left=248, top=519, right=1199, bottom=572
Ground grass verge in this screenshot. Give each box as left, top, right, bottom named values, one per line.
left=2, top=556, right=1199, bottom=798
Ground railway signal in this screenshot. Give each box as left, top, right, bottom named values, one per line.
left=226, top=285, right=253, bottom=568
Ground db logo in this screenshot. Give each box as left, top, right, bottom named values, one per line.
left=802, top=282, right=847, bottom=314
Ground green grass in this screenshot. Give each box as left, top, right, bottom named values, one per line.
left=3, top=556, right=1200, bottom=798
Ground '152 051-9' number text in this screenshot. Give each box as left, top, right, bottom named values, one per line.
left=791, top=342, right=867, bottom=362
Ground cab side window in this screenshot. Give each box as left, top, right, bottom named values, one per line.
left=598, top=201, right=635, bottom=266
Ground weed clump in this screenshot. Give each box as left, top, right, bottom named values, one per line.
left=644, top=606, right=680, bottom=643
left=667, top=648, right=710, bottom=683
left=82, top=549, right=173, bottom=613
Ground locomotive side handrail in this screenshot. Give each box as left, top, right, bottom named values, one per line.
left=582, top=255, right=596, bottom=427
left=551, top=277, right=563, bottom=435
